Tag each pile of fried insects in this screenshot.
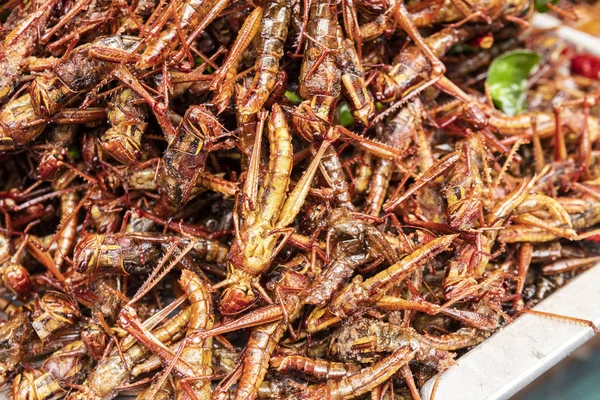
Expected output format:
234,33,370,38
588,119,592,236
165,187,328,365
1,0,600,398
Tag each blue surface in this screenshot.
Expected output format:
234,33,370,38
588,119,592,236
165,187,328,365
516,343,600,400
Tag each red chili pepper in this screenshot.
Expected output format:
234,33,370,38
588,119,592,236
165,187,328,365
584,234,600,243
571,53,600,79
468,32,494,49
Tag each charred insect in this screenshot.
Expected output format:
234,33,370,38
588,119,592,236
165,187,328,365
154,105,229,216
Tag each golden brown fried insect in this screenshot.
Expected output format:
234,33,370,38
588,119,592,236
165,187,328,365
371,26,474,104
101,88,149,165
327,234,457,320
220,105,329,315
240,0,291,116
174,270,214,399
211,6,264,114
442,179,564,300
116,270,214,399
304,208,398,305
287,347,416,400
330,318,483,369
0,36,138,150
299,0,341,99
442,135,487,231
30,35,143,118
12,369,66,400
69,302,191,399
364,98,424,216
139,0,231,68
0,94,48,151
0,311,36,384
52,186,80,272
234,270,309,400
0,238,34,300
73,232,228,275
31,291,80,340
319,145,356,211
338,38,375,126
73,232,164,275
0,0,57,104
270,355,361,380
13,340,89,400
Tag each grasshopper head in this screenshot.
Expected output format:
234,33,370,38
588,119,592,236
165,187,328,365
446,197,482,231
29,74,70,118
219,279,256,315
72,234,102,273
36,149,64,181
219,263,256,315
2,263,32,300
31,291,81,340
101,127,142,165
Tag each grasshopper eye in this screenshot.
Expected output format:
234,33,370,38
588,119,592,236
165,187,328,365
453,185,465,201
